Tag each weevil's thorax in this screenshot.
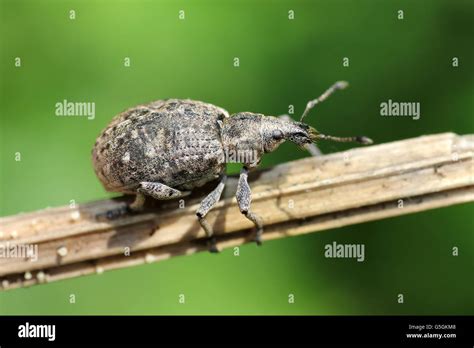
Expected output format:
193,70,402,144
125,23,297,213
220,113,314,168
221,112,265,168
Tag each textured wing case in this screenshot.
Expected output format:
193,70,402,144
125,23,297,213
92,99,229,193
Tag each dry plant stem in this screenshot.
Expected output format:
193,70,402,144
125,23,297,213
0,133,473,290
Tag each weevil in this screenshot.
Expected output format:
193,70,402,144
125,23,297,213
92,81,372,252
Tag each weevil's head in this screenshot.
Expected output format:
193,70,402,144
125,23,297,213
222,112,372,167
260,116,318,153
261,114,373,152
222,113,324,156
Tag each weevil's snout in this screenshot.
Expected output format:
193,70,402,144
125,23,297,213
261,117,313,153
261,116,373,154
283,120,374,148
286,122,316,147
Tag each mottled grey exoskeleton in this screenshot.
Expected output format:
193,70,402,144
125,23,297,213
92,81,372,252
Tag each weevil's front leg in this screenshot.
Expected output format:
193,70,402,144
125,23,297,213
302,142,322,157
236,167,263,245
196,175,227,253
278,114,322,156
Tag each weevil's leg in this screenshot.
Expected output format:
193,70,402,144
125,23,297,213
302,143,322,156
236,167,263,245
96,203,130,221
279,114,322,156
196,175,227,253
137,181,191,200
129,192,146,212
95,188,143,220
95,182,190,221
300,81,348,122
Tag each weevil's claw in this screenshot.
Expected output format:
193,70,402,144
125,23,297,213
254,230,263,246
208,237,220,253
95,203,130,221
107,205,128,219
209,245,220,253
126,204,143,215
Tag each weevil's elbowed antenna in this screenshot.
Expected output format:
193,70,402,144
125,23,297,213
300,81,349,123
300,81,373,145
310,131,373,145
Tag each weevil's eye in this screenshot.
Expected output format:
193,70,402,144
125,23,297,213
295,132,307,138
272,130,284,141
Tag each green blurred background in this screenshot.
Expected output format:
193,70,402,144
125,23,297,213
0,0,473,315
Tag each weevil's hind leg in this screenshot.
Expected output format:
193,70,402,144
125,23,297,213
137,181,191,200
96,203,130,221
196,175,227,253
129,192,146,212
236,167,263,245
300,81,348,122
95,182,190,221
101,192,145,220
279,114,322,156
94,193,144,221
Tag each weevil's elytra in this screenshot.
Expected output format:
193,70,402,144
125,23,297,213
92,82,373,251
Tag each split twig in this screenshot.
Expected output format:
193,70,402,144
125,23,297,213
0,132,472,290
